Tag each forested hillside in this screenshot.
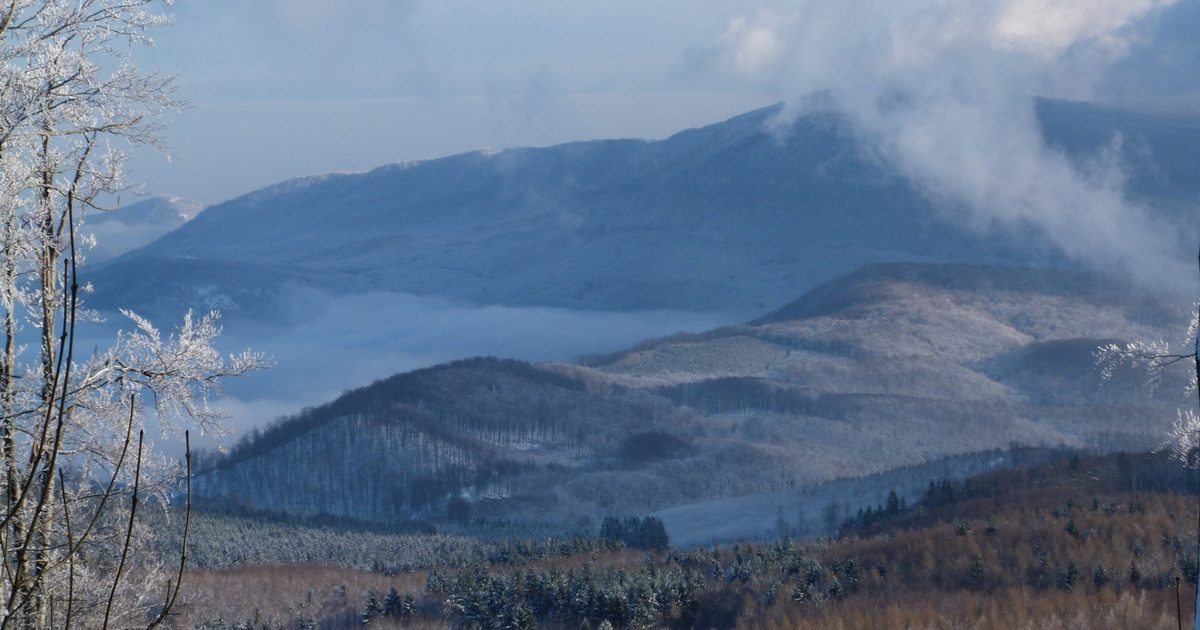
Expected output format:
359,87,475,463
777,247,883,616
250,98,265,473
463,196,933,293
195,357,693,523
193,262,1190,538
179,450,1200,629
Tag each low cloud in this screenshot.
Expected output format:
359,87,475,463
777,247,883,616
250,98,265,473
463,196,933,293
706,0,1192,290
180,291,727,442
73,290,728,450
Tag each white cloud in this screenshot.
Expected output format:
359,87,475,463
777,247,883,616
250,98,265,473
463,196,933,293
709,0,1191,290
990,0,1171,57
719,15,786,77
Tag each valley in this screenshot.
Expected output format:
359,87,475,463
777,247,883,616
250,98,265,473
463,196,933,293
191,262,1193,546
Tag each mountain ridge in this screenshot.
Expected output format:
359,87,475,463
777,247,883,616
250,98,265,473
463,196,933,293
87,99,1200,321
84,195,204,262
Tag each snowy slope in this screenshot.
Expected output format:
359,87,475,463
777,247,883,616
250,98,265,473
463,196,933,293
84,195,204,263
88,100,1200,321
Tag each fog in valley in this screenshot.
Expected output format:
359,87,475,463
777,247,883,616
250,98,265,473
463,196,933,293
72,292,732,445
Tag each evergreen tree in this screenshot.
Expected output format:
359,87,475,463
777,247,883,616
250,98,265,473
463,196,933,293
638,517,670,551
968,555,985,587
1092,565,1111,588
1059,562,1078,591
629,586,660,630
511,599,537,629
791,580,814,603
827,577,846,600
380,587,402,618
360,590,382,625
600,517,625,542
886,489,902,514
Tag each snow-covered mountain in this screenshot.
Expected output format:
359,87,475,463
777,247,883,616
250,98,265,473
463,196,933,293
88,100,1200,321
84,195,204,263
193,263,1188,534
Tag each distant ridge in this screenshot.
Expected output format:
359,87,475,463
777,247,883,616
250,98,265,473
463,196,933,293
753,262,1173,324
88,99,1200,321
85,195,204,262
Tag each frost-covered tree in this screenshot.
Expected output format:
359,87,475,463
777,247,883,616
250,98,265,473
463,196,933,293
1095,254,1200,629
0,2,264,628
359,590,380,625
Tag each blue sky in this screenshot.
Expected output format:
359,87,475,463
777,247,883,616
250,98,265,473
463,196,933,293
127,0,1199,205
128,1,774,203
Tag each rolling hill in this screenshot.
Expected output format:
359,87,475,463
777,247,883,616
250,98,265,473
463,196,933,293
192,262,1191,540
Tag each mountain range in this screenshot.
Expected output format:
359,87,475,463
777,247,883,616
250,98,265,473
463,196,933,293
88,99,1200,322
82,99,1198,544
